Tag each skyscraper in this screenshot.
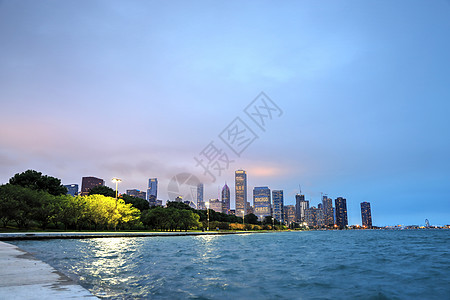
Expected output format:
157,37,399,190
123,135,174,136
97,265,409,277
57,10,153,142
197,183,205,210
305,206,319,228
209,198,222,213
235,170,247,217
272,190,284,223
64,184,78,197
221,183,230,214
147,178,157,198
360,202,372,228
253,187,271,221
322,196,334,227
283,205,296,225
147,178,158,205
295,194,308,223
81,176,104,196
335,197,348,229
317,203,324,227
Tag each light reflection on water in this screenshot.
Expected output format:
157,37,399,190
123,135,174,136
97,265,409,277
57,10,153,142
10,231,450,300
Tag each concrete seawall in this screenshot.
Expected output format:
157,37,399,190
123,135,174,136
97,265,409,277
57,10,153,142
0,241,97,299
0,230,257,241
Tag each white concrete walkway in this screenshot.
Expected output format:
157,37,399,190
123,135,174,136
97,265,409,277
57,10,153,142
0,241,97,299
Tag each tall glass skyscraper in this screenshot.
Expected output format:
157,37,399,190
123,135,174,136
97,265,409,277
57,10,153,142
235,170,247,217
335,197,348,229
197,183,205,210
147,178,158,203
360,201,372,228
253,186,271,221
221,183,230,214
295,194,308,223
272,190,284,223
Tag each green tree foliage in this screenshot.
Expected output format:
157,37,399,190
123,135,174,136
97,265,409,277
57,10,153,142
8,169,67,196
88,185,116,197
141,206,200,231
121,194,150,211
244,213,259,224
262,216,275,225
166,201,191,210
0,184,140,230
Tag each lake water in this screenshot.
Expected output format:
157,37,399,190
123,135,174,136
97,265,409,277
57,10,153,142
10,230,450,299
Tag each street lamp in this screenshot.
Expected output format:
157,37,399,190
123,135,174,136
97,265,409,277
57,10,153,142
272,217,275,230
112,178,121,200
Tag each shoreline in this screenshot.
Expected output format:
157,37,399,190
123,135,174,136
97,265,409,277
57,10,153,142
0,241,97,299
0,230,261,241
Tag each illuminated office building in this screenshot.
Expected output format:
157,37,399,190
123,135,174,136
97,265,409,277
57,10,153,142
272,190,284,223
253,187,271,221
235,170,247,217
361,201,372,228
335,197,348,229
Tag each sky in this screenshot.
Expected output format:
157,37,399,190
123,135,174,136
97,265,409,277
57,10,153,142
1,0,449,226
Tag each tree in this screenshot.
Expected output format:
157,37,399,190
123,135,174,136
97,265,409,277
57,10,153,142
9,169,67,196
179,209,201,231
244,213,259,225
263,215,275,225
121,194,150,211
166,201,191,210
0,184,23,227
88,185,115,197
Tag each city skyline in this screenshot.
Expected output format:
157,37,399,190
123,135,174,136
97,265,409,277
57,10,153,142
1,1,449,226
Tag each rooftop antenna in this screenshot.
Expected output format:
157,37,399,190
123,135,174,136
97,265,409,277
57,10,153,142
299,184,302,194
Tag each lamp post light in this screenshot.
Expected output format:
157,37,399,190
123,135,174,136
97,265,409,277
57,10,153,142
272,217,275,230
112,178,121,199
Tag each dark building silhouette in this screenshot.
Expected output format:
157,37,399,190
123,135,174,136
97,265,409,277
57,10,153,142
360,202,372,228
335,197,348,229
81,177,104,196
221,183,230,214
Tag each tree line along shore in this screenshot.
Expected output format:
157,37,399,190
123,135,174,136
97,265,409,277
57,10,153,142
0,170,286,232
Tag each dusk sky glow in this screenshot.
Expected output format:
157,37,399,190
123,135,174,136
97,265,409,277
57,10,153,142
1,1,449,226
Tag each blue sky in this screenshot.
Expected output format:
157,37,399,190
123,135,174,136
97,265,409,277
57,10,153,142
1,0,449,226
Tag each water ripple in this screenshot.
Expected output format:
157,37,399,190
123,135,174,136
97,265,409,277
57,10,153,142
11,230,450,299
